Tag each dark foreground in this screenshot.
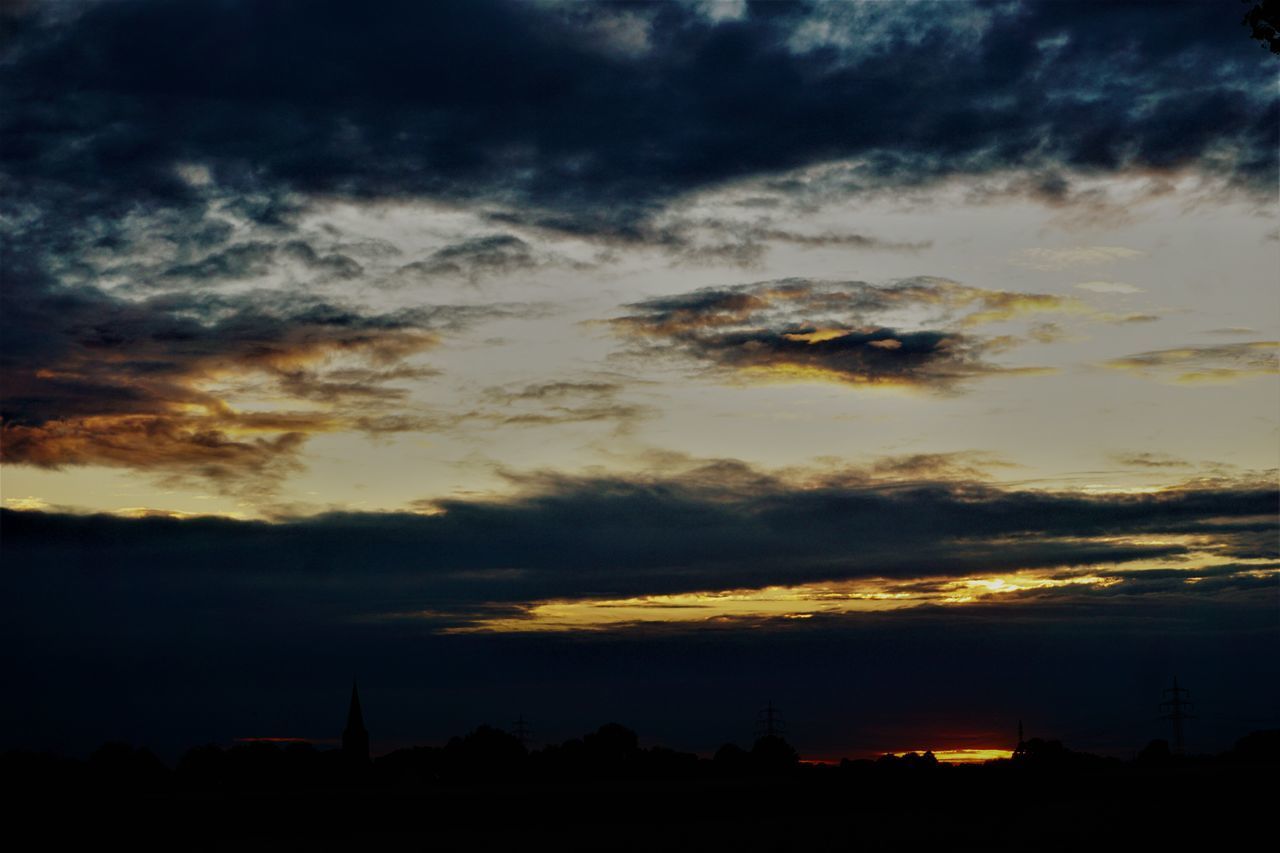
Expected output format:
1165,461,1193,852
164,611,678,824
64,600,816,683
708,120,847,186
8,762,1275,852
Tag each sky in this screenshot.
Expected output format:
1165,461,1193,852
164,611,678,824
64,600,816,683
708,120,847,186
1,0,1278,762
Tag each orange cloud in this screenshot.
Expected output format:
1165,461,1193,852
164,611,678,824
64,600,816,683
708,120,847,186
0,286,490,494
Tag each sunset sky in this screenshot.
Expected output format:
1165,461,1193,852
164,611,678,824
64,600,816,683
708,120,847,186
2,0,1277,760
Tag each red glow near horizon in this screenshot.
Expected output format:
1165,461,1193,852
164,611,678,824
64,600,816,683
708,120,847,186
801,747,1014,764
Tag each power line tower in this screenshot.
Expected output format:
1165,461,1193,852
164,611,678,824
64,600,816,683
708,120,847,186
1012,719,1028,761
511,713,532,749
756,700,786,739
1160,676,1195,754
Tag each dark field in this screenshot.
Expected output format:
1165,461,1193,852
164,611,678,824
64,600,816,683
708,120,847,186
9,758,1274,851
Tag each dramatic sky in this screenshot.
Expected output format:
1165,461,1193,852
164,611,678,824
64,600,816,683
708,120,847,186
2,0,1278,761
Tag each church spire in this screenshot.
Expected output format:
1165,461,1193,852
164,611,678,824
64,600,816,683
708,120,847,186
342,679,369,762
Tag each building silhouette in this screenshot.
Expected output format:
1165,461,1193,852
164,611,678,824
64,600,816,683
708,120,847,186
342,680,369,763
1013,719,1028,762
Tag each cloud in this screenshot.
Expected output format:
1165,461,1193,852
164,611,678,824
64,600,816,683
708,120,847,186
0,261,524,494
162,239,363,286
390,234,581,284
1100,313,1160,325
470,379,654,431
1075,281,1144,294
864,451,1016,482
1103,342,1280,384
609,278,1078,390
2,461,1275,628
1009,247,1145,272
1110,452,1190,469
663,224,933,268
3,455,1275,756
487,381,628,403
1203,327,1257,336
749,229,930,253
4,517,1275,760
2,0,1273,246
1027,322,1067,344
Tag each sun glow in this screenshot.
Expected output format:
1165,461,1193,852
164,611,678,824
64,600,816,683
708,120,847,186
938,573,1120,603
422,547,1280,634
439,569,1136,633
782,328,853,344
898,748,1014,763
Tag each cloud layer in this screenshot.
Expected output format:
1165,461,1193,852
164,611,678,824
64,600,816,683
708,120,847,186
3,0,1274,495
611,278,1077,389
0,259,522,493
5,461,1274,627
4,0,1274,236
1104,342,1280,384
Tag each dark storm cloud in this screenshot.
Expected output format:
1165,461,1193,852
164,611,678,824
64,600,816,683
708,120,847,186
3,466,1274,620
688,326,996,388
3,462,1276,758
1,0,1273,237
1096,562,1280,589
610,278,1074,389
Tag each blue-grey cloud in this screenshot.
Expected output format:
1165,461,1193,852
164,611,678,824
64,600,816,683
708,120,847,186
4,466,1274,616
2,0,1273,240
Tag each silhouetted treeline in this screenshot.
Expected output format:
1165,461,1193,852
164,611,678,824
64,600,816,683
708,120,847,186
4,729,1278,851
4,727,1278,794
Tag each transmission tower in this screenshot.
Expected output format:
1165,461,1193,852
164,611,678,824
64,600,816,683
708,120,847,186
756,700,786,739
511,713,532,748
1159,676,1195,754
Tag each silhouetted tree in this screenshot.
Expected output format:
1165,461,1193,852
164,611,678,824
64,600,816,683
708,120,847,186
584,723,639,759
838,757,875,776
374,745,444,786
444,725,527,779
1,749,86,792
223,742,287,789
713,742,751,776
1136,739,1172,767
640,745,701,780
1224,729,1280,765
750,734,799,774
1013,738,1117,772
176,744,226,790
1244,0,1280,54
89,742,169,790
875,751,938,771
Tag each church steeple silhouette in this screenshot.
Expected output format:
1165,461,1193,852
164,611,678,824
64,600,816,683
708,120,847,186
342,679,369,762
1012,719,1028,762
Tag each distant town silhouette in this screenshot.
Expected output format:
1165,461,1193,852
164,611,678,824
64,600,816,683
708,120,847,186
4,678,1277,849
8,678,1279,784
